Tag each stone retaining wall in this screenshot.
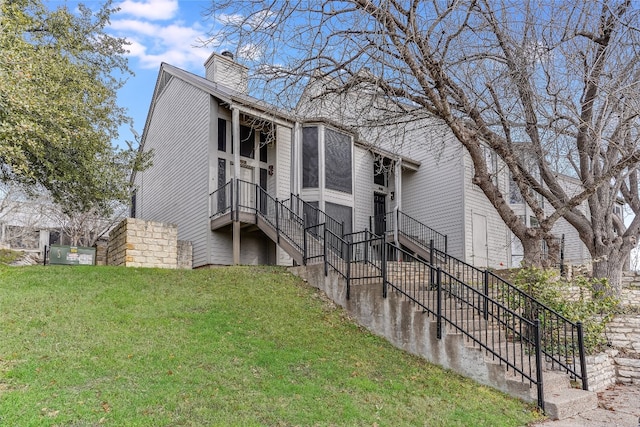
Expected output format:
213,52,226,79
107,218,181,269
93,239,108,266
586,315,640,390
585,349,619,391
621,272,640,307
177,240,193,270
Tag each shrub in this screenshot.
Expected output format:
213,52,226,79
512,267,618,354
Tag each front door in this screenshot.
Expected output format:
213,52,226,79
238,164,255,210
373,193,386,236
472,212,488,267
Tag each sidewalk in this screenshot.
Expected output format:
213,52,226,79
537,384,640,427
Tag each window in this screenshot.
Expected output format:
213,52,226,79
374,157,392,186
529,216,539,228
240,125,255,158
509,174,523,204
218,119,226,152
260,132,268,163
302,127,319,188
217,159,226,211
483,146,498,186
325,128,352,193
613,204,623,218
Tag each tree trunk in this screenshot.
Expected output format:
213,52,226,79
591,253,625,297
520,234,544,268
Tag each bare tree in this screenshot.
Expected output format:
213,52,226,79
46,202,128,247
205,0,640,293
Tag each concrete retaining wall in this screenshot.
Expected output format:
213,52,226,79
291,265,537,403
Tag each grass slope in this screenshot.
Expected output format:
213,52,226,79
0,265,541,426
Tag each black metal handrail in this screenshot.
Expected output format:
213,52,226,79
303,223,326,265
209,179,585,410
209,180,233,218
289,193,344,239
430,245,587,390
395,210,448,253
384,243,544,409
255,185,305,253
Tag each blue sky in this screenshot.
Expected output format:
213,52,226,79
50,0,220,148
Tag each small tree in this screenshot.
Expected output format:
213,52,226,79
0,0,143,213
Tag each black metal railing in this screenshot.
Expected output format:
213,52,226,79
256,186,305,253
430,245,587,390
289,193,344,239
396,210,448,254
303,223,326,265
323,228,385,299
209,180,233,218
384,243,544,409
486,271,587,388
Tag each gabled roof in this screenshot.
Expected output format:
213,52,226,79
131,62,421,184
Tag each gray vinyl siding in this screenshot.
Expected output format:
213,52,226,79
399,127,466,260
547,176,591,265
462,153,511,268
135,76,211,267
275,124,294,265
552,218,590,265
275,125,292,200
354,146,374,232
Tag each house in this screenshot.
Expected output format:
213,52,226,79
133,51,589,269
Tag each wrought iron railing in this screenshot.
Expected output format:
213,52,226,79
289,193,344,239
430,245,587,390
256,185,305,253
384,242,544,408
303,223,326,265
209,180,233,218
324,228,384,299
395,210,448,253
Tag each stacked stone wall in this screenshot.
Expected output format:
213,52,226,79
621,271,640,307
585,349,619,391
107,218,180,269
93,239,108,266
586,315,640,390
177,240,193,269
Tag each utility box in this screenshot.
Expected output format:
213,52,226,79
47,245,96,266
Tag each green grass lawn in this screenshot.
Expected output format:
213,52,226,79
0,265,542,426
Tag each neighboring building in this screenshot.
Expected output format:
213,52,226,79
133,52,590,269
0,197,58,253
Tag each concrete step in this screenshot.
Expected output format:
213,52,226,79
544,387,598,420
543,371,576,394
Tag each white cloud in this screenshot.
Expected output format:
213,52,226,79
115,0,179,21
110,17,212,70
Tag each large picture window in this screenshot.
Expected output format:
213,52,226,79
302,126,319,188
325,128,352,193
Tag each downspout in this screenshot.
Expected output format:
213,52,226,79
394,158,402,245
292,122,301,196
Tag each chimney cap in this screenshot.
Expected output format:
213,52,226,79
221,51,234,60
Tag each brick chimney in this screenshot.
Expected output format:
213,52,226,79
204,51,249,94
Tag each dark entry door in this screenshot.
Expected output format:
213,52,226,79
373,193,386,236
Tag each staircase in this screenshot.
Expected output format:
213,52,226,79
209,180,598,419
